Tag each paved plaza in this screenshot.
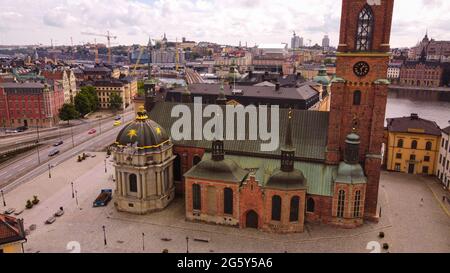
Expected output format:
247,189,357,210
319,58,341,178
2,152,449,253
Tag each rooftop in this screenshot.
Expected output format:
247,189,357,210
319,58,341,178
387,114,442,136
0,214,26,246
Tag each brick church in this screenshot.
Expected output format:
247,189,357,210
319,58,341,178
113,0,395,233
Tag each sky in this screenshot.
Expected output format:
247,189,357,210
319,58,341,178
0,0,449,48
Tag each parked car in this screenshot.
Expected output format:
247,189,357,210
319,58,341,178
88,129,97,135
114,116,122,121
5,129,18,134
93,189,113,207
53,140,64,147
16,126,28,132
113,121,122,127
48,149,60,157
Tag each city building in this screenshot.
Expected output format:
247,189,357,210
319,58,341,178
89,78,137,110
112,106,176,214
42,69,78,103
0,214,26,253
386,114,441,175
387,63,401,81
437,126,450,191
322,35,330,50
410,33,450,62
0,82,65,128
291,33,303,49
399,50,444,87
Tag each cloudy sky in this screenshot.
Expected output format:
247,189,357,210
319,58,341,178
0,0,449,48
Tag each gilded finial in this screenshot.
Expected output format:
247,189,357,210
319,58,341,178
136,105,149,121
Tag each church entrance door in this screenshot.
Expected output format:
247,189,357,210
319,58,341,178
245,210,259,229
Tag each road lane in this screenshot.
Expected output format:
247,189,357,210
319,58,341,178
0,112,135,190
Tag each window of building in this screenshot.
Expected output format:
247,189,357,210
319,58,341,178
395,163,401,172
397,139,404,148
424,156,430,162
353,90,362,105
306,197,315,213
356,5,374,51
289,196,300,222
224,188,233,215
271,195,282,221
192,184,201,211
411,140,418,150
353,190,362,218
425,141,432,151
410,154,416,161
396,153,402,159
129,174,137,193
423,166,429,174
337,190,345,218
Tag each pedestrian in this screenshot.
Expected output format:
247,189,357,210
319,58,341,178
420,198,424,206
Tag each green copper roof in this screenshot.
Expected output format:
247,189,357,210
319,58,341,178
184,158,249,183
335,162,367,185
149,102,329,161
313,65,331,85
201,153,336,196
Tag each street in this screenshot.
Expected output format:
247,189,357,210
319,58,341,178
0,110,135,190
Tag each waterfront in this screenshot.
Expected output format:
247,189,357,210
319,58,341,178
386,94,450,128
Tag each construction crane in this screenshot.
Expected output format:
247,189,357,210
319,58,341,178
81,31,117,64
132,46,145,76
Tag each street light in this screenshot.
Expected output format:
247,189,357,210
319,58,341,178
48,164,52,179
1,190,6,207
186,236,189,253
142,233,145,252
71,182,75,199
103,226,107,246
70,125,75,148
75,190,79,206
104,159,107,173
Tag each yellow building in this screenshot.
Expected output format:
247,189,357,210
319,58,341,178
386,114,441,175
0,215,26,253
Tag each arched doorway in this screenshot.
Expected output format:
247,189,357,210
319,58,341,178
173,154,182,182
245,210,259,229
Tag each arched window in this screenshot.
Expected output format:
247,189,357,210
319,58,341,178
289,196,300,222
411,140,418,150
271,195,282,221
337,190,345,218
353,190,362,218
192,184,201,211
193,155,202,166
356,5,374,51
425,141,432,151
129,174,138,193
307,197,315,213
397,139,404,148
224,188,233,215
353,90,362,105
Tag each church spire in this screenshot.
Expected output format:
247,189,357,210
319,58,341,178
280,110,295,172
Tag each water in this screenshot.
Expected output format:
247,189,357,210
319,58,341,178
386,93,450,128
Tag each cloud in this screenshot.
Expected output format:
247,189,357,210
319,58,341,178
0,0,449,47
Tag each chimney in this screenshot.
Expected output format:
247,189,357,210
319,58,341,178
275,82,280,92
410,113,419,120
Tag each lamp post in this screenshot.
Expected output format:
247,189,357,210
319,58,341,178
104,159,107,173
186,236,189,253
75,190,78,206
48,164,52,179
71,182,74,199
1,190,6,207
102,225,107,246
70,125,75,148
142,233,145,252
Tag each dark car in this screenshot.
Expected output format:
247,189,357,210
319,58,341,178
48,149,60,157
53,140,64,147
16,126,28,132
114,116,122,121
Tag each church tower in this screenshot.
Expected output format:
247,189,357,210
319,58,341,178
326,0,394,221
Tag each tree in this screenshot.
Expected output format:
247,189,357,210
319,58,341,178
79,86,99,111
137,81,145,97
109,93,123,113
74,94,91,116
58,103,80,125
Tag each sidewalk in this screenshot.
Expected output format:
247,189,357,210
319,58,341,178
426,179,450,218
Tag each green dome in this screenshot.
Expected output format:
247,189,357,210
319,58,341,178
345,133,360,145
115,107,170,152
335,162,367,184
313,65,330,85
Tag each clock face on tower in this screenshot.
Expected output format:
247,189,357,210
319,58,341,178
353,61,370,77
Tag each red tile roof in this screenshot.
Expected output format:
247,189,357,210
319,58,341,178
0,214,26,245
